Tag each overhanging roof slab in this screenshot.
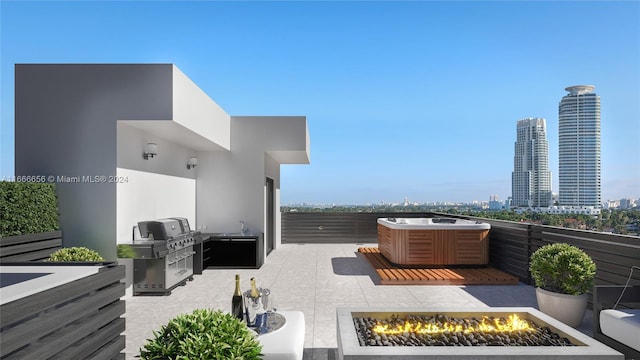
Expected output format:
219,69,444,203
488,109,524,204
172,66,231,151
119,120,229,152
232,116,310,164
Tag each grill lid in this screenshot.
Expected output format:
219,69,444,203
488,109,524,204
170,217,191,233
138,218,184,240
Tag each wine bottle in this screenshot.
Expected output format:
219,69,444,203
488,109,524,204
231,274,244,321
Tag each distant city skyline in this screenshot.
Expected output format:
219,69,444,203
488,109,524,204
1,1,639,204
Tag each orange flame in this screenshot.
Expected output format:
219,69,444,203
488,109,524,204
373,314,533,335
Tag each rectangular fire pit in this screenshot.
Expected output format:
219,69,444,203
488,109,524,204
337,307,623,359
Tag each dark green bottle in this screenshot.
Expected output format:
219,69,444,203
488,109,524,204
232,274,244,321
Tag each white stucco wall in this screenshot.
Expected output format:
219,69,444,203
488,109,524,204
116,168,196,244
265,154,282,248
196,148,264,234
116,122,198,243
117,122,199,179
196,116,309,254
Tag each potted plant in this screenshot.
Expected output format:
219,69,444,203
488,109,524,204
529,242,596,327
47,246,105,262
139,309,262,360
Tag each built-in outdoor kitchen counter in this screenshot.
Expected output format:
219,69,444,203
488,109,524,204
0,262,126,359
202,233,264,269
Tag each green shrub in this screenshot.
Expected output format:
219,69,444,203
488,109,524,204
529,243,596,295
139,309,262,360
117,244,136,258
48,247,104,262
0,181,59,237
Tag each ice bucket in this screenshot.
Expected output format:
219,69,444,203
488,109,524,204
244,288,270,327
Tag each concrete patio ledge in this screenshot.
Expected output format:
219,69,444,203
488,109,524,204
336,307,624,360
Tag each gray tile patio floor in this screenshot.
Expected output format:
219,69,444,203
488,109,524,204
123,243,593,360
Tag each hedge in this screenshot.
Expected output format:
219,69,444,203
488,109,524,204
0,181,60,237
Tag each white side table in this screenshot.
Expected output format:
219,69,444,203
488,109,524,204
258,310,305,360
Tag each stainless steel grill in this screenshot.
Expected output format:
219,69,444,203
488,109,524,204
131,217,197,295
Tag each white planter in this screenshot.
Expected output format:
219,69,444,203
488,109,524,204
535,287,588,328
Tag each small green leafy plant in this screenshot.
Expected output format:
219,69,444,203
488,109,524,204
117,244,136,258
48,247,104,262
529,243,596,295
139,309,262,360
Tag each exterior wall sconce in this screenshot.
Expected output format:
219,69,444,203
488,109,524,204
187,157,198,169
143,143,158,160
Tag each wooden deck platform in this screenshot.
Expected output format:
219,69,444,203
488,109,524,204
358,247,519,285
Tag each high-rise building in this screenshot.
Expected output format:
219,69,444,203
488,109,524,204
488,195,503,210
512,118,552,207
558,85,601,207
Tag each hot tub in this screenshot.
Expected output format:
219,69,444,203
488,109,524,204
377,218,490,266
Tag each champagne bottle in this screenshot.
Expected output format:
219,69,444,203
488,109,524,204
249,277,266,328
250,277,260,298
231,274,244,320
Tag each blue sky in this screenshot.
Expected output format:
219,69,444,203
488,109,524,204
1,1,639,205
